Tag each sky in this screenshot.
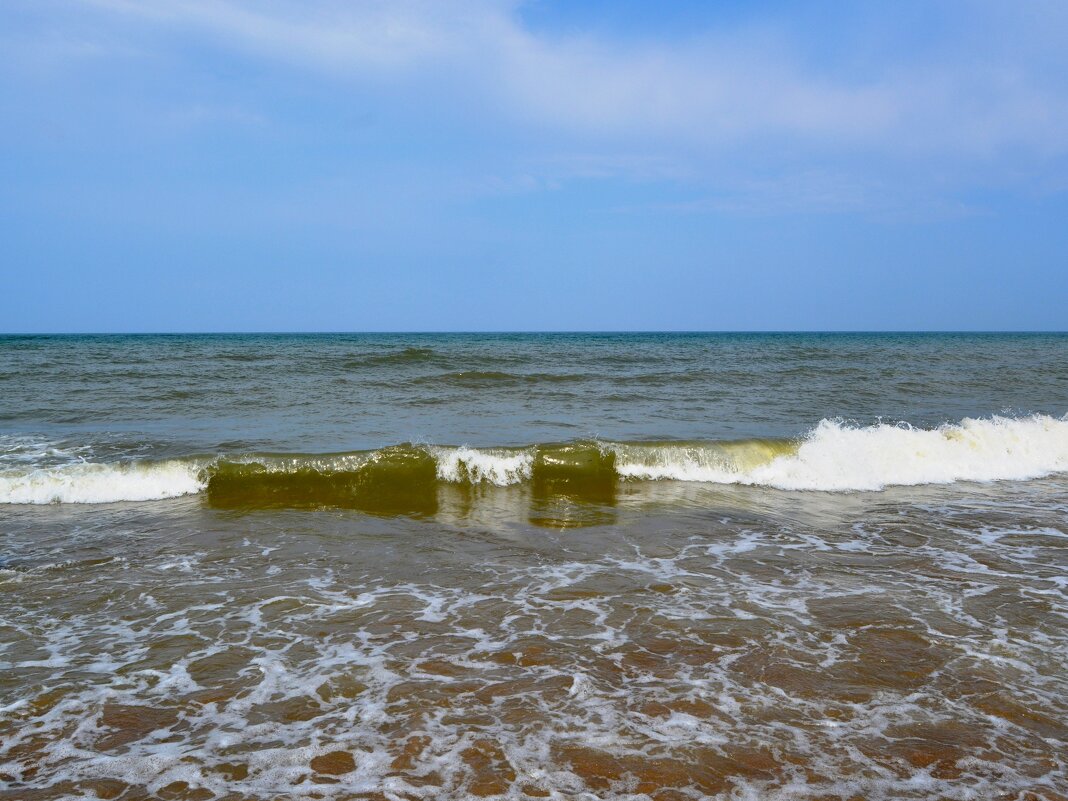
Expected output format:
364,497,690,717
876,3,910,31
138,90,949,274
2,0,1067,332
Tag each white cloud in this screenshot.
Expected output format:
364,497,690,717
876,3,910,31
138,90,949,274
81,0,474,69
490,30,898,145
57,0,1068,160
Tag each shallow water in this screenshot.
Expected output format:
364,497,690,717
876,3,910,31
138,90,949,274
2,333,1067,799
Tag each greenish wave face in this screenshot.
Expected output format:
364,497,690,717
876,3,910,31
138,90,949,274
199,439,799,512
205,448,441,512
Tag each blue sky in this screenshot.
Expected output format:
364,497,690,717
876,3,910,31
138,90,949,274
2,0,1067,331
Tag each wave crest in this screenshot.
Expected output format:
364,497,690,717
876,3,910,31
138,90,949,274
746,415,1068,491
0,460,206,504
2,415,1066,505
432,446,534,486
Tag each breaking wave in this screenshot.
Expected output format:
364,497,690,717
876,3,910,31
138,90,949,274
2,415,1066,505
0,459,207,505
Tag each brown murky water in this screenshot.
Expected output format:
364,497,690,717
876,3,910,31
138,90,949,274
3,478,1067,800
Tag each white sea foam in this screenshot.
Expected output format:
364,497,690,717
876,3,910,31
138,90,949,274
616,414,1068,491
432,445,534,486
6,522,1064,799
0,460,206,504
0,434,92,468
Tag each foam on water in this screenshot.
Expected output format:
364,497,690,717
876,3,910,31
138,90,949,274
3,495,1067,799
614,414,1068,490
432,445,534,486
0,459,206,504
751,414,1068,490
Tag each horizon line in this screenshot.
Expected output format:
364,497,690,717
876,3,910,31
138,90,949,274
1,330,1067,337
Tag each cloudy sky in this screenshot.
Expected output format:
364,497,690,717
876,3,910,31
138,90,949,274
3,0,1067,330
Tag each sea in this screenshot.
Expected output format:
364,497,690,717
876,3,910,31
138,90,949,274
1,332,1067,800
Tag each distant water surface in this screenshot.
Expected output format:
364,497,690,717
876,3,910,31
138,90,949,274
1,332,1065,452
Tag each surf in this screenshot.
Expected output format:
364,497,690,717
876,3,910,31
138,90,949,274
1,414,1066,506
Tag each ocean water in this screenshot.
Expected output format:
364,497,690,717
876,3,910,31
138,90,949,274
2,332,1067,800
